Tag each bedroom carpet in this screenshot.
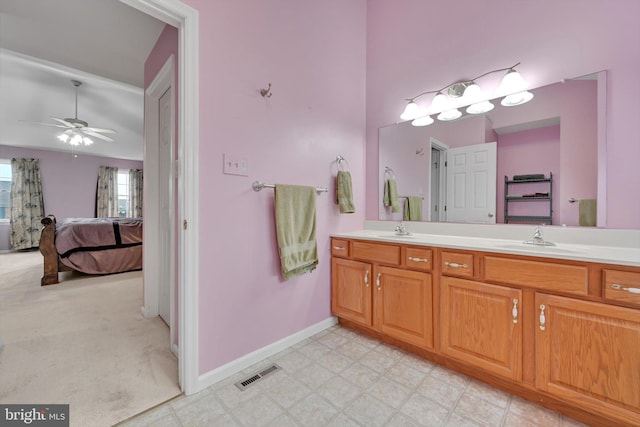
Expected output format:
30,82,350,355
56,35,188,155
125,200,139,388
0,250,181,427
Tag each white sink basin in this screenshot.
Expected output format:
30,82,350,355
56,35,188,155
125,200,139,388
375,233,416,239
495,243,580,254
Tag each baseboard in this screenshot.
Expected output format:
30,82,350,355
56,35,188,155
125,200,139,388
196,316,338,392
171,343,179,358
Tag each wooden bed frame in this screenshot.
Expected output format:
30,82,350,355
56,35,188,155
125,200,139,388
39,215,73,286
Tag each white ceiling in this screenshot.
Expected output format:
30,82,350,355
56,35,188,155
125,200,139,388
0,0,167,161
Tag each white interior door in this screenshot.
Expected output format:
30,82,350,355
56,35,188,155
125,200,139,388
445,142,497,223
158,86,173,326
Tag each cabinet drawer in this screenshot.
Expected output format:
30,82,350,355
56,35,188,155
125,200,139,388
352,241,400,265
405,247,432,271
484,256,588,295
604,269,640,307
441,252,474,277
331,238,350,257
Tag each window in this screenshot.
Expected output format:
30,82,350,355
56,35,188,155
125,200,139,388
117,169,130,217
0,160,10,222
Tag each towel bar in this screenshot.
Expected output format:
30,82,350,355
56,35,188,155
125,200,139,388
252,181,328,195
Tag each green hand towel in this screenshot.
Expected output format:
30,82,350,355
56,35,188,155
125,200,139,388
274,184,318,280
579,199,597,226
336,171,355,214
383,179,400,213
403,196,423,221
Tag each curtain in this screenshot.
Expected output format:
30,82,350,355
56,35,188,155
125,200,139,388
96,166,118,217
9,158,44,250
129,168,143,217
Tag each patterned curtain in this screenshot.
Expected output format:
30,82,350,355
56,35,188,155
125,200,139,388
9,158,45,250
96,166,118,217
129,168,143,217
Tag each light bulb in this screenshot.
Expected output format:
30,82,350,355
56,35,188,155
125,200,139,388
430,92,450,113
58,134,69,142
83,137,94,146
467,100,495,114
70,134,83,146
411,115,434,127
501,91,534,106
462,82,483,104
437,109,462,121
500,69,527,94
400,101,421,121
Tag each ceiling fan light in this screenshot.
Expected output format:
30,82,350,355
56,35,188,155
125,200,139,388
437,108,462,121
70,134,83,146
501,91,534,106
57,134,69,142
466,100,495,114
83,137,94,146
400,101,421,121
411,115,434,127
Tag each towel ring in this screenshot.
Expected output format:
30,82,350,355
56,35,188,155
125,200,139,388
336,155,349,171
384,166,396,180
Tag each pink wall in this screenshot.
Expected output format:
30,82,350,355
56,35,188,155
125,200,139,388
181,0,367,373
366,0,640,230
0,145,142,250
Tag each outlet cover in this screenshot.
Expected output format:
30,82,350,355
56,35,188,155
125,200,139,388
223,153,248,176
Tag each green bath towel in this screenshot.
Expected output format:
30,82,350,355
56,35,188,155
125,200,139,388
403,196,423,221
383,179,400,213
274,184,318,280
336,171,355,214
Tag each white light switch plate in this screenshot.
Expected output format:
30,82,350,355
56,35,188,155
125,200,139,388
223,153,248,176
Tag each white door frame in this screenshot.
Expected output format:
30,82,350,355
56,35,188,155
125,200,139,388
121,0,199,395
144,55,175,352
430,137,448,222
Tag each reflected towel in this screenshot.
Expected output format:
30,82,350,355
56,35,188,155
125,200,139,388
579,199,597,227
336,171,355,214
274,184,318,280
383,179,400,213
403,196,423,221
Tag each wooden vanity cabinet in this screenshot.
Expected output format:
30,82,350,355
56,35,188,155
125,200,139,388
440,276,522,380
331,257,372,328
374,265,433,349
331,238,434,349
535,293,640,425
330,237,640,426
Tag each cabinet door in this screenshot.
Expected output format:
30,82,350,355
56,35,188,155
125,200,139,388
374,266,433,349
535,294,640,425
441,277,522,380
331,258,372,327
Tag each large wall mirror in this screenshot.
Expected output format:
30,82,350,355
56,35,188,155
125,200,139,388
379,72,603,227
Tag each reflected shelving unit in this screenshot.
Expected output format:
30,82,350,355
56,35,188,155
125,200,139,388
504,173,553,224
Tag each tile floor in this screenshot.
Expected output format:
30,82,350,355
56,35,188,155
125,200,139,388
120,324,588,427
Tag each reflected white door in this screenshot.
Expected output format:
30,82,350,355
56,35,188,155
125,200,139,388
158,86,173,326
445,142,497,223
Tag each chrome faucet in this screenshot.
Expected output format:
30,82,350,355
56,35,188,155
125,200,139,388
395,222,410,236
524,225,555,246
532,226,544,244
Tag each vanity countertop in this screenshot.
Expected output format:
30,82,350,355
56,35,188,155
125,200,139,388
331,229,640,267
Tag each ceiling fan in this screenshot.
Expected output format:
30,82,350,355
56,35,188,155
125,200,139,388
26,79,117,145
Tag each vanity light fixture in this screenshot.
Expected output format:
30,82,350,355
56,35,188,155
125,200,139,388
402,62,533,127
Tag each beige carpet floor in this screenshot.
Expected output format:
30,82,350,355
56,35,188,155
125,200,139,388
0,250,181,427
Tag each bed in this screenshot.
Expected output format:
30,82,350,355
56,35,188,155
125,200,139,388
39,215,143,286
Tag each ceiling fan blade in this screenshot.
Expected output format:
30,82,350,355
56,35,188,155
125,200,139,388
85,127,117,134
50,117,74,127
83,130,114,142
19,120,69,129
